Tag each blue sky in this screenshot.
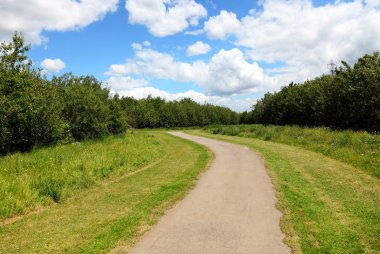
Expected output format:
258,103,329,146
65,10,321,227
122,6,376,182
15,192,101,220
1,0,379,111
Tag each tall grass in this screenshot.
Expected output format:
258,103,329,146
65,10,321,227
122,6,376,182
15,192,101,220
0,132,211,253
0,131,164,221
205,125,380,178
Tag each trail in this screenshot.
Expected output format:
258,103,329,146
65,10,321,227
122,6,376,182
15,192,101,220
129,132,290,254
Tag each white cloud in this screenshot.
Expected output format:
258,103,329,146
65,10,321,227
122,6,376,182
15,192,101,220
106,76,148,91
143,41,151,47
185,29,204,36
41,58,66,73
106,45,273,96
115,86,258,112
204,10,240,40
0,0,119,44
186,41,211,56
233,0,380,82
205,48,273,95
365,0,380,8
125,0,207,37
117,87,228,105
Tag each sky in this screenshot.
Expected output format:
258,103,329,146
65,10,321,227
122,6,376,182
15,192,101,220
0,0,379,111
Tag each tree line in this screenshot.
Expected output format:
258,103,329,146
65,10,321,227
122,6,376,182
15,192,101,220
0,33,239,155
2,33,378,155
241,52,380,132
118,96,239,129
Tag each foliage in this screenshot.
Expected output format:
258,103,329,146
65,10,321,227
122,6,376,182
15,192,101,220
244,52,380,131
1,33,238,155
204,124,380,178
119,96,239,129
0,33,66,154
53,73,120,141
0,33,127,154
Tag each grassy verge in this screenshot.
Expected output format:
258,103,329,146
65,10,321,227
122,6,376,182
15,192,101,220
204,124,379,178
0,131,211,253
187,130,380,254
0,131,164,221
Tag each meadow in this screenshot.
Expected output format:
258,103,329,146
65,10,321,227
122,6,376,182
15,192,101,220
1,125,379,253
205,124,379,178
0,131,165,221
0,131,211,253
189,128,380,254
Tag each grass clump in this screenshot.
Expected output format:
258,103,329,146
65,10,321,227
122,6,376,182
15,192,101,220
190,130,380,254
0,131,164,221
204,124,380,178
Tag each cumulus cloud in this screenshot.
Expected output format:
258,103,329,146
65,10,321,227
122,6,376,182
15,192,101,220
115,86,257,112
41,58,66,73
106,44,272,95
117,86,227,104
0,0,119,44
185,29,204,36
232,0,380,82
205,48,273,95
106,76,148,91
186,41,211,56
204,10,240,39
125,0,207,37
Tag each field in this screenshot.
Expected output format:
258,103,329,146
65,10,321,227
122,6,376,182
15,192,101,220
205,125,379,178
1,125,379,253
189,128,380,254
0,131,164,221
0,131,211,253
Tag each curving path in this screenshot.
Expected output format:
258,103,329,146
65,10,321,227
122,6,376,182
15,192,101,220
129,132,291,254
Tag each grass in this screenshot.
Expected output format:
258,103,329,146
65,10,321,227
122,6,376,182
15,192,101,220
0,131,211,253
204,124,380,178
187,130,380,254
0,131,164,221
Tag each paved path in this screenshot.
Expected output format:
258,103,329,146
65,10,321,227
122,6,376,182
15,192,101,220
129,132,291,254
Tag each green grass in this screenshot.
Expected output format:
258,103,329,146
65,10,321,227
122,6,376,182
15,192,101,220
188,130,380,254
0,131,211,253
204,124,380,178
0,131,164,221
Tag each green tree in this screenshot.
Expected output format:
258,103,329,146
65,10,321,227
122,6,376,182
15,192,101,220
0,33,65,154
54,74,111,140
250,52,380,131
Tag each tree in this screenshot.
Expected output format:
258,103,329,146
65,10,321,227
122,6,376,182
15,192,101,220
0,33,66,154
249,52,380,131
54,74,112,140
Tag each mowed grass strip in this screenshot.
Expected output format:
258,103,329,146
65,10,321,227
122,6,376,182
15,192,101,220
205,124,379,178
0,131,211,253
0,131,164,221
188,130,380,254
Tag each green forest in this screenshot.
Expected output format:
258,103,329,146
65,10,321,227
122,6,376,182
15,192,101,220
241,52,380,131
1,33,379,155
0,34,238,155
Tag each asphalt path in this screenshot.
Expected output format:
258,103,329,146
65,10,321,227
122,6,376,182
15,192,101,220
129,132,291,254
